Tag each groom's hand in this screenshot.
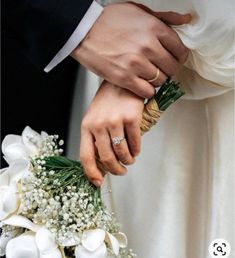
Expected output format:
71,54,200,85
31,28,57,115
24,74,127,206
71,3,190,99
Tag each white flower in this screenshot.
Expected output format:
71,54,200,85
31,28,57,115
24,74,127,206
6,231,40,258
74,229,127,258
0,227,23,256
3,215,62,258
0,160,29,220
2,126,47,164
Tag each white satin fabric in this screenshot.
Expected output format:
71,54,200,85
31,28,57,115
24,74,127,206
68,1,235,257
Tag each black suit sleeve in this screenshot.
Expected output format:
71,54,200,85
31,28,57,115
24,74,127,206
2,0,93,70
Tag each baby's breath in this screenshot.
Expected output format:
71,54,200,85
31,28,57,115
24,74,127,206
18,134,135,257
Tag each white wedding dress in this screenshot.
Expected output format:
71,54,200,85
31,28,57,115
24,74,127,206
68,0,235,257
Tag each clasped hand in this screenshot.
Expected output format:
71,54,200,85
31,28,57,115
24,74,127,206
75,3,191,186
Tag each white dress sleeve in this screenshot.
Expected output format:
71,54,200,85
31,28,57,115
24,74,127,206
173,0,235,99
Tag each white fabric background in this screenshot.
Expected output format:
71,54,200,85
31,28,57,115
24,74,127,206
68,0,235,257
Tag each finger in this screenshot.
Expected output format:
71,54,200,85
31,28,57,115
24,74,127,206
109,125,135,165
145,67,168,87
93,128,127,176
157,24,189,63
131,3,190,63
128,77,156,99
101,65,155,99
150,41,180,76
127,55,167,87
125,120,141,157
154,11,192,25
80,129,103,187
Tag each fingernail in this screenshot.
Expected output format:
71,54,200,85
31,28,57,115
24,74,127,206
93,179,102,187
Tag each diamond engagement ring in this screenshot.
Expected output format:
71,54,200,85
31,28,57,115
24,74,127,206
112,136,125,146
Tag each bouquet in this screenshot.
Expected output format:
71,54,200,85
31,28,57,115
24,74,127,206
0,79,184,258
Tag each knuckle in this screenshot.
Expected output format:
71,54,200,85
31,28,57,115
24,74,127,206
81,119,90,130
101,155,113,165
159,28,172,39
124,114,136,125
108,117,121,129
139,42,153,56
148,17,159,31
127,54,141,68
93,120,105,132
115,70,128,85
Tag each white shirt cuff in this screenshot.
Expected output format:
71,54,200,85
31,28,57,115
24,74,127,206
44,1,103,72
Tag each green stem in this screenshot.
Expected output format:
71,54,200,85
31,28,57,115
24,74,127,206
154,78,184,111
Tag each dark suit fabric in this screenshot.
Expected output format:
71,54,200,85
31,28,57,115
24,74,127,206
1,0,93,167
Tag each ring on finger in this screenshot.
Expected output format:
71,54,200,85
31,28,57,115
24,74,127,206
111,136,125,146
147,67,160,83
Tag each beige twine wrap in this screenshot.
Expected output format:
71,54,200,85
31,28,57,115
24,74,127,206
140,98,163,135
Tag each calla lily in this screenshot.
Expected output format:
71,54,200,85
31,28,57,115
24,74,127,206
7,159,31,184
75,229,127,258
1,135,28,164
2,126,46,164
0,227,23,256
3,215,62,258
21,126,45,157
0,184,20,220
0,160,30,220
0,171,19,220
75,243,107,258
35,228,63,258
6,231,40,258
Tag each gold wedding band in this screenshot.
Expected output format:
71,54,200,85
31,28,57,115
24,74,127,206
147,68,160,83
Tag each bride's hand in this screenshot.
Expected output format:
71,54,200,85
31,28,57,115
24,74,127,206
80,81,144,187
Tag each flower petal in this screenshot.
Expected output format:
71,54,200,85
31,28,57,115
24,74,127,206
4,143,28,163
0,168,10,186
6,231,40,258
0,228,22,256
8,159,30,185
113,232,128,248
40,249,63,258
22,126,42,156
41,131,48,141
35,227,57,253
3,215,41,232
1,185,20,214
82,229,105,252
59,236,79,247
0,187,9,220
75,243,107,258
105,232,119,256
2,135,22,156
